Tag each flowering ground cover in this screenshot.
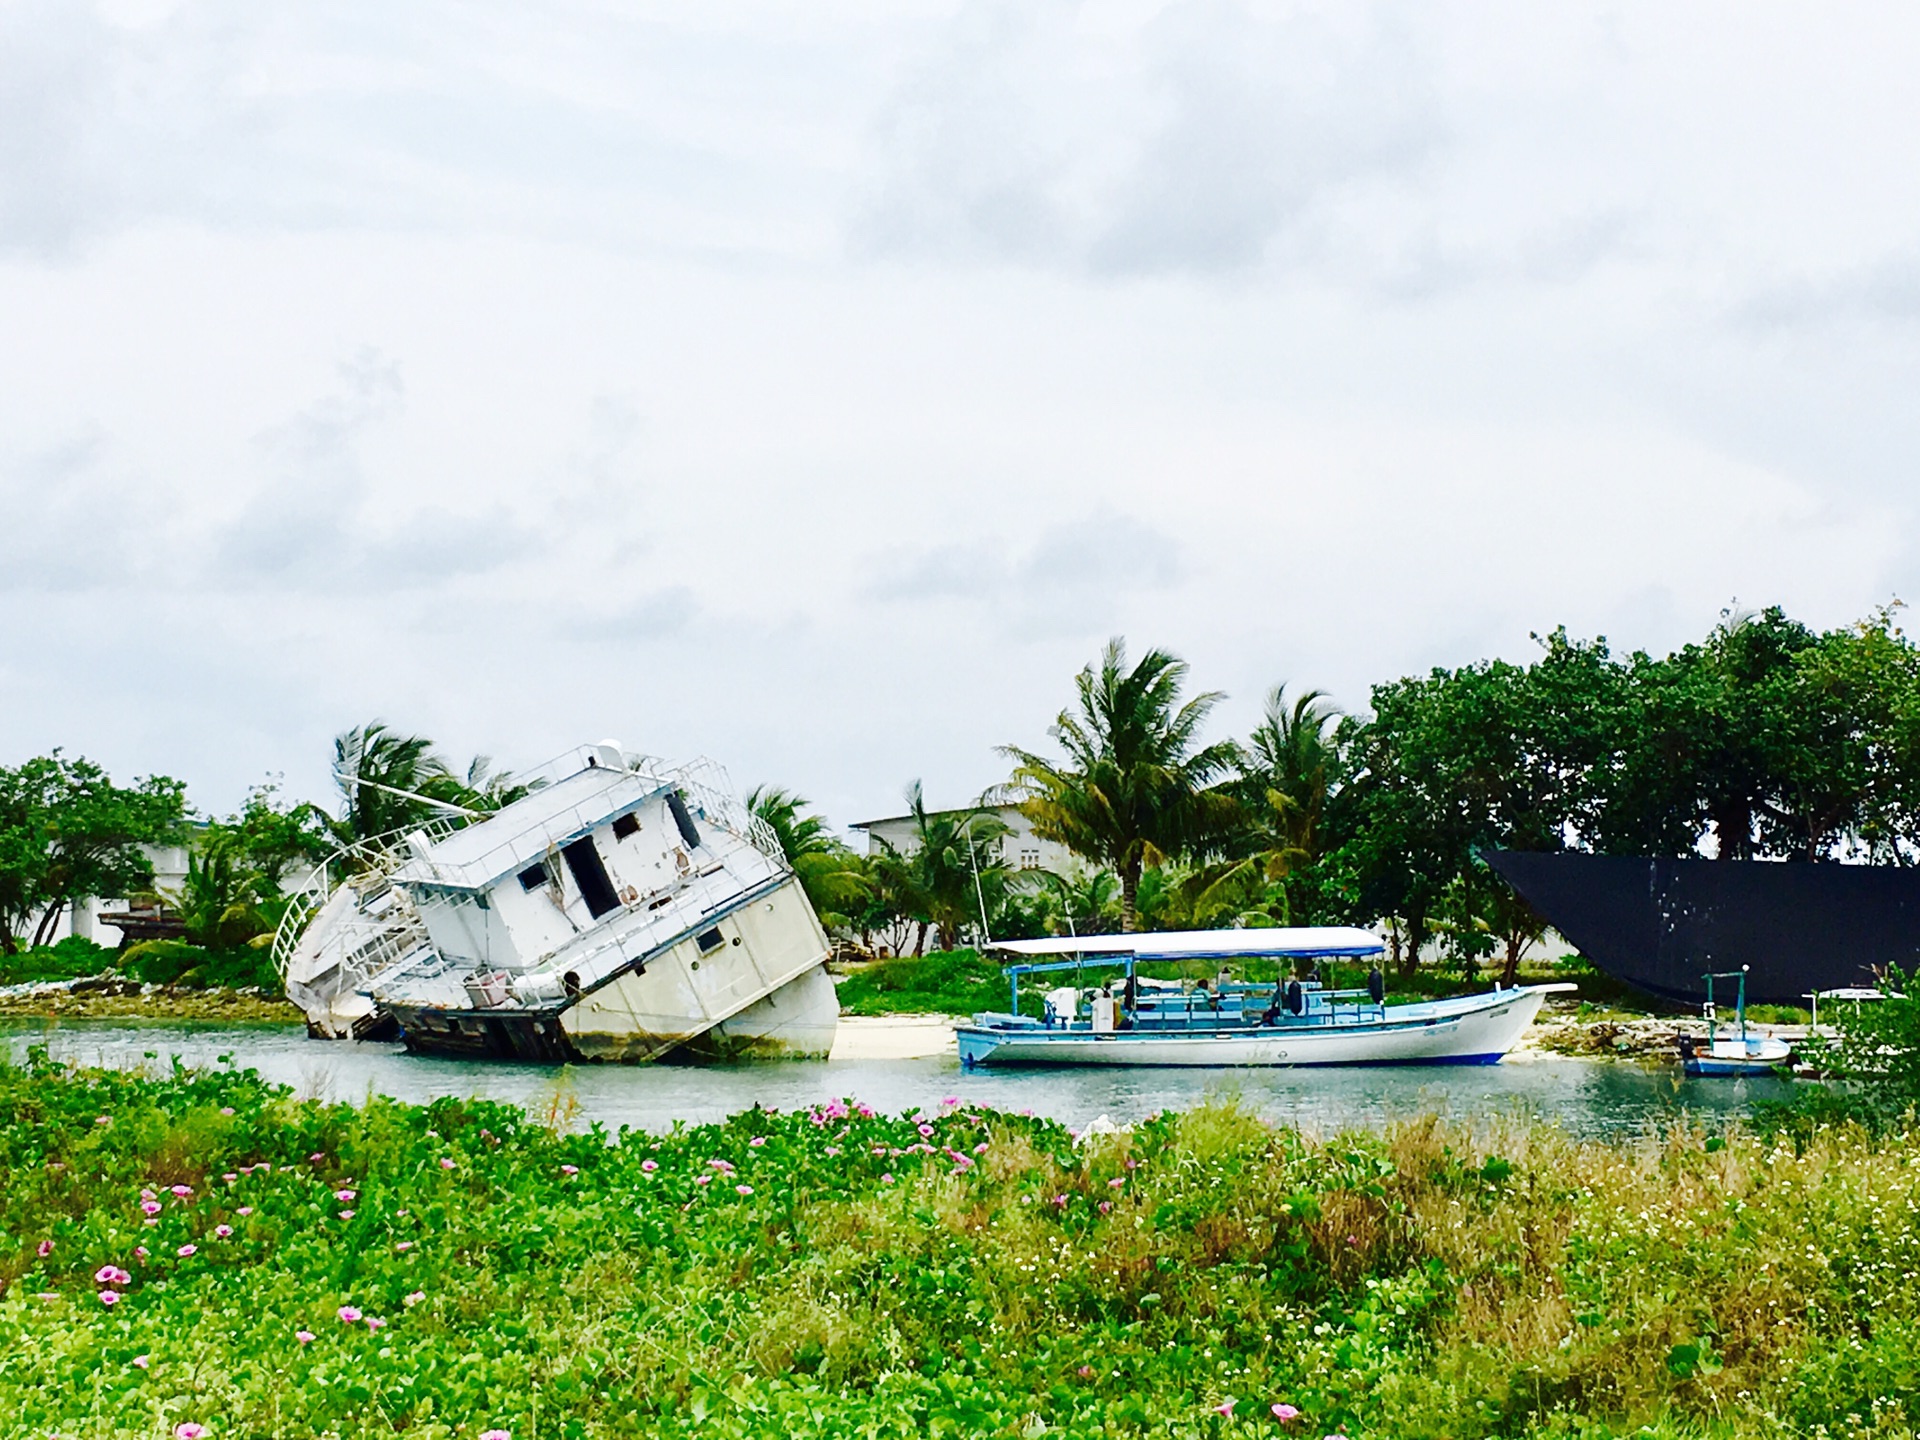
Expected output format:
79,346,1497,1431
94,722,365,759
6,1051,1920,1439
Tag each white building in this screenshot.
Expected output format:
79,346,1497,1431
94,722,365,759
38,842,193,947
849,802,1077,875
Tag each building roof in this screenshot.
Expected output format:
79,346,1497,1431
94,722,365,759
849,800,1024,830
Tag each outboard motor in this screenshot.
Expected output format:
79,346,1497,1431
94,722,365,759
1284,979,1305,1016
1367,967,1385,1005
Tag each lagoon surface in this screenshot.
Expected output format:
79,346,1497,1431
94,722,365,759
3,1017,1794,1139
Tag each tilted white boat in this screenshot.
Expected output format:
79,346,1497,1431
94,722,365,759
274,743,837,1063
954,928,1573,1069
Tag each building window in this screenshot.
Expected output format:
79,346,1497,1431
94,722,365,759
518,862,549,892
612,813,640,841
1019,848,1042,870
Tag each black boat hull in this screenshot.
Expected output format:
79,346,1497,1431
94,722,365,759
1487,852,1920,1006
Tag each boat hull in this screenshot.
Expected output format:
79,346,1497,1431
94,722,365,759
956,987,1556,1069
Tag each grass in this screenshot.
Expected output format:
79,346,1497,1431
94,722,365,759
10,1055,1920,1437
833,948,1008,1016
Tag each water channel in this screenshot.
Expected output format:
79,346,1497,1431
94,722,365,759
3,1017,1797,1140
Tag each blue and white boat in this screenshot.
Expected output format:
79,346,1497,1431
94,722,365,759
1679,966,1792,1077
954,928,1574,1069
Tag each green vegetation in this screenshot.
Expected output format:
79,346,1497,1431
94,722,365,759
12,1056,1920,1437
832,947,1007,1016
0,752,186,954
0,935,120,986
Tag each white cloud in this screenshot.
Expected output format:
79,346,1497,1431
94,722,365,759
1,0,1919,833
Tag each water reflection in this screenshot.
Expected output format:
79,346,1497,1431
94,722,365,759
2,1018,1794,1140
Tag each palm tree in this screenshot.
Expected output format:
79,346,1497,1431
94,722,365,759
745,785,870,931
331,722,460,843
1188,683,1343,921
871,782,1009,953
1002,639,1241,932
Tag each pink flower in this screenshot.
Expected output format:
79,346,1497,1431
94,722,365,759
973,1142,989,1155
1271,1404,1300,1422
236,1207,252,1217
169,1185,191,1197
1052,1194,1069,1208
942,1096,960,1107
338,1210,355,1221
296,1330,315,1344
880,1172,895,1185
749,1137,766,1148
640,1160,658,1173
309,1153,325,1164
824,1146,841,1156
141,1188,156,1200
917,1124,934,1138
334,1189,356,1203
480,1430,512,1440
132,1354,149,1368
174,1425,207,1439
856,1103,875,1118
404,1291,425,1307
337,1306,362,1324
96,1115,111,1126
365,1316,386,1333
1108,1177,1125,1189
735,1184,753,1196
223,1173,237,1182
176,1245,197,1258
1076,1365,1094,1380
95,1266,131,1286
141,1201,162,1216
99,1290,120,1306
1098,1201,1113,1214
36,1240,52,1258
220,1106,235,1116
560,1165,578,1176
439,1158,455,1170
707,1159,733,1172
1213,1398,1236,1418
395,1241,413,1252
135,1247,149,1260
214,1225,233,1239
694,1175,712,1186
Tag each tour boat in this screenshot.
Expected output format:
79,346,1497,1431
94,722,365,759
1678,967,1791,1077
275,743,837,1063
954,929,1574,1069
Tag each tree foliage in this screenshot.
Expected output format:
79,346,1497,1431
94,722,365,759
1003,639,1240,931
0,753,186,954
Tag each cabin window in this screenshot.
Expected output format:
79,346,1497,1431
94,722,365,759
562,838,622,920
696,926,724,954
518,862,549,892
612,813,640,841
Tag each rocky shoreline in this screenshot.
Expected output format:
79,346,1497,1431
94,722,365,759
0,973,303,1023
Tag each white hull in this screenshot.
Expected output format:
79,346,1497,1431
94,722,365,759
957,987,1557,1068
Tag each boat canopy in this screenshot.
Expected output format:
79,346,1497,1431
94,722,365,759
989,927,1384,962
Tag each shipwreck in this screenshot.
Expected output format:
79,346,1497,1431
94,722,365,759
273,743,837,1062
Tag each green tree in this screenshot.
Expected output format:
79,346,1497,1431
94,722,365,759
869,783,1009,954
0,753,186,953
745,785,870,932
1003,639,1240,932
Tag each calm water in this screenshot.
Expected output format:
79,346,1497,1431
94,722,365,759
2,1018,1794,1140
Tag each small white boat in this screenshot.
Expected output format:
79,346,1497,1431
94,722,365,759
954,928,1574,1069
1680,966,1791,1077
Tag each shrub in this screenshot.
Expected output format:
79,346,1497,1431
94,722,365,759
0,935,118,985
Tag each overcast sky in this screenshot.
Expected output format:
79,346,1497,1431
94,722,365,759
4,0,1919,831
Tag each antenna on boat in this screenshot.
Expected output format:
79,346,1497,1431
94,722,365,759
331,769,484,819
